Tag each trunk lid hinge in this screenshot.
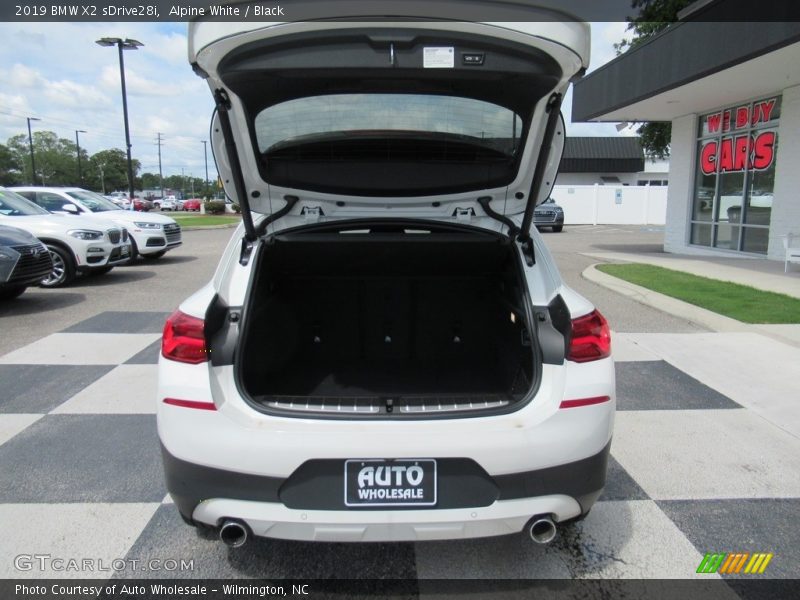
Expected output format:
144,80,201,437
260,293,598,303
301,206,324,221
239,238,254,266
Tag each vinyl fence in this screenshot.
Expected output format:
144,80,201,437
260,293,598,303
550,184,668,225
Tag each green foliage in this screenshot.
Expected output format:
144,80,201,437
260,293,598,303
230,203,241,213
85,148,140,194
204,200,226,215
0,144,22,186
6,131,89,185
614,0,695,158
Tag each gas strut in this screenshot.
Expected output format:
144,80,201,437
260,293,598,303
518,92,563,266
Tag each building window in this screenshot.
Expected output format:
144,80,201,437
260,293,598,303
690,96,780,254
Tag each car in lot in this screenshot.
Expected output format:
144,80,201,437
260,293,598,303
0,187,130,286
12,187,182,260
157,196,179,211
159,17,613,548
133,197,153,212
533,197,565,232
181,198,201,212
0,224,53,299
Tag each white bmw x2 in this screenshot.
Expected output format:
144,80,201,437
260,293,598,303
159,12,614,547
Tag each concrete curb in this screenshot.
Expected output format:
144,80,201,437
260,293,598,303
583,263,746,333
583,263,800,348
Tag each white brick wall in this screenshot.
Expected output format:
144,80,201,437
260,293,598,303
768,84,800,260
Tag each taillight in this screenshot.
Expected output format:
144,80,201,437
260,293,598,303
567,309,611,363
162,310,208,364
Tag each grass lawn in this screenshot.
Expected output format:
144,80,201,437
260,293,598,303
172,214,241,228
596,263,800,324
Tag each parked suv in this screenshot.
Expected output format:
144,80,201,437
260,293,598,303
0,224,53,299
159,17,613,547
0,187,130,286
13,187,182,260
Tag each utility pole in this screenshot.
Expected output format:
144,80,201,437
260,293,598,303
75,130,86,185
201,140,209,198
26,117,41,185
181,167,185,199
156,132,164,199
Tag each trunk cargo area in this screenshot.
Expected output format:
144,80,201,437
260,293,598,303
239,226,536,416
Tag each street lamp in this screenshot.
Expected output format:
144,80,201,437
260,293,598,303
26,117,41,185
96,36,143,210
75,129,86,185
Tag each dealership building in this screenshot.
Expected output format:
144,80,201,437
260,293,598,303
573,2,800,260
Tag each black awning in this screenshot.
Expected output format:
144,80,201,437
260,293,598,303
559,137,644,173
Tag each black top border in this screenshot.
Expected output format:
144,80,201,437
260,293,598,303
3,0,799,23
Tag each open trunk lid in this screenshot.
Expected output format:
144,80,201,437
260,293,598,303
189,8,588,239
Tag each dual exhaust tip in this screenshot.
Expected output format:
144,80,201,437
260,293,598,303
218,515,557,547
528,515,557,544
219,519,250,548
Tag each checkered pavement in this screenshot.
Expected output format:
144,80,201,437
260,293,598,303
1,311,798,581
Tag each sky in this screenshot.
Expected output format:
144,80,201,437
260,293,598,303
0,21,632,179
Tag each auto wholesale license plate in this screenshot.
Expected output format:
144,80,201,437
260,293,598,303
344,459,437,507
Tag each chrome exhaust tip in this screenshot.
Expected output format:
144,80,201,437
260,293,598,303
528,516,557,544
219,519,249,548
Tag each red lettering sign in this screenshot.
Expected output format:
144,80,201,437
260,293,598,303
752,131,775,170
707,113,721,133
735,106,748,129
699,131,776,174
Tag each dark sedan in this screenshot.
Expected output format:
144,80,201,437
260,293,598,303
0,224,53,299
533,197,564,232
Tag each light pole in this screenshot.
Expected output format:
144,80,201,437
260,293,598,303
26,117,41,185
75,129,86,185
96,37,143,211
201,140,209,198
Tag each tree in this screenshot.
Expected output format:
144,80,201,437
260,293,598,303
615,0,694,158
85,149,141,194
6,131,88,185
0,144,23,186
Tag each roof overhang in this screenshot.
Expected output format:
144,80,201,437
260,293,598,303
572,22,800,123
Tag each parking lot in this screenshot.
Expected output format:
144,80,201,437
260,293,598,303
1,225,798,581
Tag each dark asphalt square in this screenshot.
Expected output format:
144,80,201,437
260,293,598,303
616,361,741,410
658,498,800,579
62,311,169,334
0,414,164,503
0,364,114,414
125,340,162,365
600,455,649,501
123,504,419,580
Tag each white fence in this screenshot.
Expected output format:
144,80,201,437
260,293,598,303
551,184,668,225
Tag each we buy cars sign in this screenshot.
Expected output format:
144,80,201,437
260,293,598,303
700,98,778,175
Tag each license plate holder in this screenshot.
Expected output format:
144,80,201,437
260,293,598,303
344,459,437,507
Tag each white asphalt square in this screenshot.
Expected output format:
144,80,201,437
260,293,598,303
613,410,800,500
611,333,662,362
0,333,160,366
0,414,43,447
0,503,160,579
52,365,158,414
624,332,800,437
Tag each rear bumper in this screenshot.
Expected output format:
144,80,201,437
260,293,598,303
162,441,610,541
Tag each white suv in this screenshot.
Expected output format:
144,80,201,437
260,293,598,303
0,187,130,286
158,17,614,547
12,187,182,260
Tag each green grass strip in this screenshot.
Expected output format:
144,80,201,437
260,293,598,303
596,263,800,324
173,215,241,227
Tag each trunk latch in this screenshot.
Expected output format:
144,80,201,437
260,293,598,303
453,207,475,221
301,206,324,221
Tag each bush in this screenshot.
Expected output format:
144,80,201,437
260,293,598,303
204,200,225,215
231,203,241,213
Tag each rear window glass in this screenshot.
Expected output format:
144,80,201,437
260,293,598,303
255,94,523,156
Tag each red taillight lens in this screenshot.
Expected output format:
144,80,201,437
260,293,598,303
162,310,208,364
567,309,611,363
